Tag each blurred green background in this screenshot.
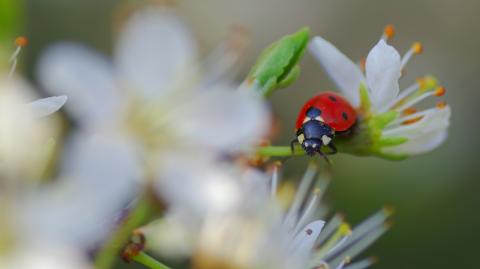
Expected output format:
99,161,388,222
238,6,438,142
20,0,479,268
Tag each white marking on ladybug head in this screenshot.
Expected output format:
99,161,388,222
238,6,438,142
297,133,305,144
315,116,324,122
321,135,332,145
312,143,317,148
303,117,311,124
305,142,309,147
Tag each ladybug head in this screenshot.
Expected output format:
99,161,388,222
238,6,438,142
297,108,335,156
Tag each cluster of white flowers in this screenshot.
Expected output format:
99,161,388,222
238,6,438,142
0,5,450,269
141,161,389,269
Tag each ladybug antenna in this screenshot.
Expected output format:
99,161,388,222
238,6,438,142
8,36,28,79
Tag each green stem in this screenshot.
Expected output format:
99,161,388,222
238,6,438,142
132,251,172,269
256,145,305,157
94,197,152,269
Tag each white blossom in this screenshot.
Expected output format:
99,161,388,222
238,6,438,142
309,26,450,157
37,7,270,194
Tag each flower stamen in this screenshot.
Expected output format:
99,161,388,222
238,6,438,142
379,81,421,113
336,256,351,269
436,101,447,109
400,42,423,70
393,86,446,112
293,188,321,234
381,24,395,41
358,57,366,72
8,36,28,79
270,161,282,197
387,109,430,127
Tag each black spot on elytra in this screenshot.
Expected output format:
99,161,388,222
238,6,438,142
328,95,337,102
342,112,348,120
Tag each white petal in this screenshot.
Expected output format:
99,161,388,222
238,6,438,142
165,85,269,151
0,78,59,180
26,95,67,118
0,245,91,269
291,220,325,255
309,36,364,106
384,106,451,138
20,133,143,248
155,152,244,215
37,43,120,126
365,40,401,111
384,130,448,155
383,106,451,155
61,132,143,191
115,7,197,99
139,212,196,258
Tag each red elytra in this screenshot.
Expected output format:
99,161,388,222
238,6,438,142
295,92,357,132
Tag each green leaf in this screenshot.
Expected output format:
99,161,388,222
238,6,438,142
246,27,310,97
276,64,300,89
0,0,24,68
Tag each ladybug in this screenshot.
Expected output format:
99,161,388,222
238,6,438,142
291,92,357,158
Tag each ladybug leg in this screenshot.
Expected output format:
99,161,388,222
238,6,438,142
290,138,298,154
317,150,331,164
327,143,337,155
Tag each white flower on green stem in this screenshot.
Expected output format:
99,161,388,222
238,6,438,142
37,7,269,187
309,25,451,159
141,162,389,269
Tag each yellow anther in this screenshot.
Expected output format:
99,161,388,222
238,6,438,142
383,24,395,39
417,76,438,91
412,42,423,54
313,188,322,194
434,87,446,96
15,36,28,47
338,223,352,236
371,256,379,263
436,101,447,109
402,107,417,116
402,116,423,125
383,205,395,216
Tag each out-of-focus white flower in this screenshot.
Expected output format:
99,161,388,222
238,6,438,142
37,7,269,190
0,61,129,267
0,37,106,269
309,25,450,158
141,162,389,269
0,244,92,269
0,76,66,182
0,35,67,182
0,130,137,267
